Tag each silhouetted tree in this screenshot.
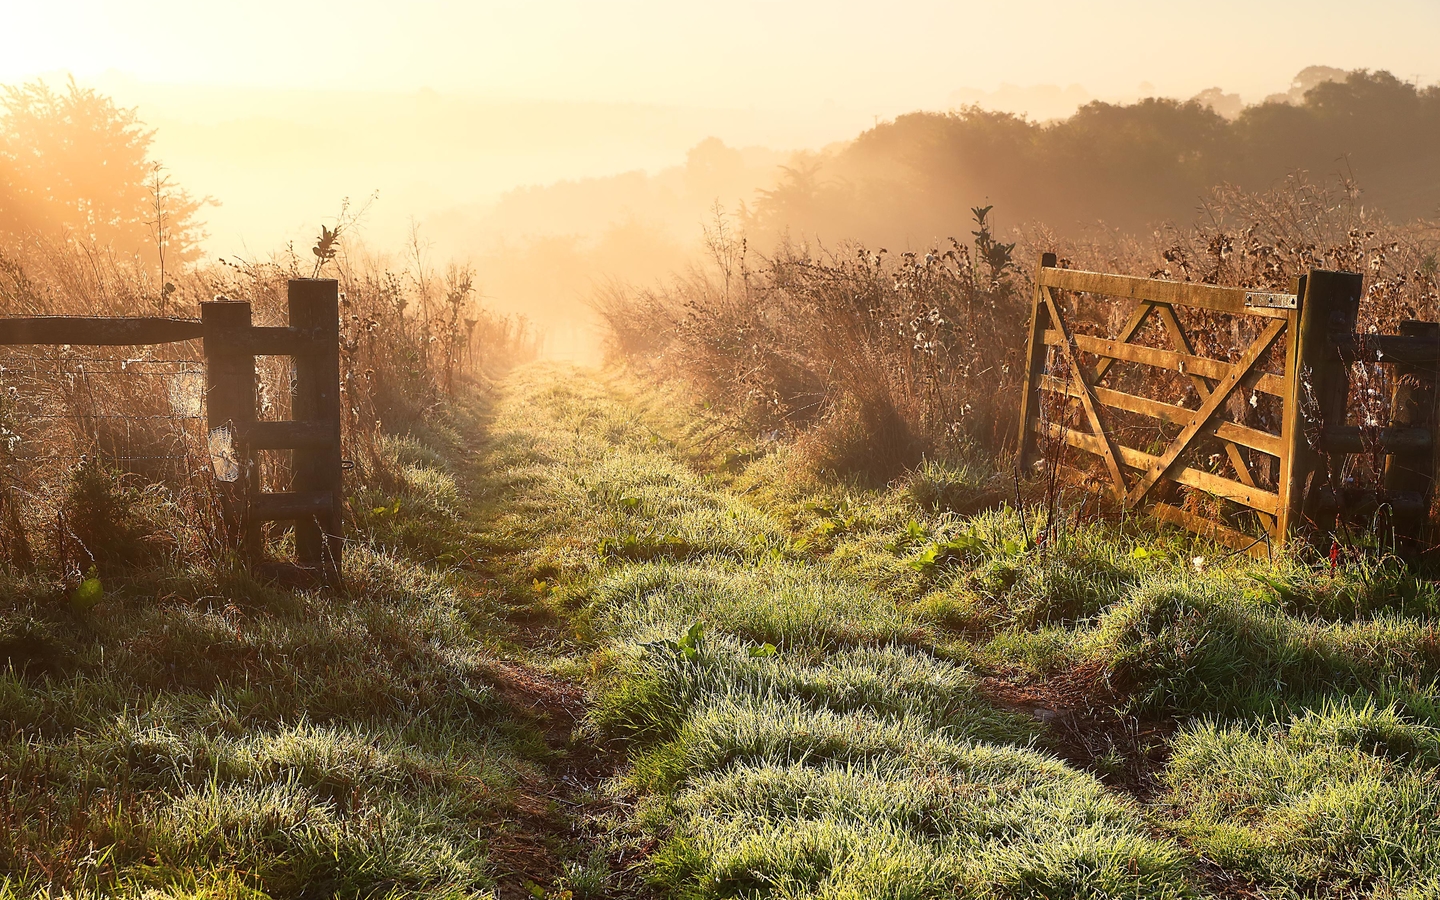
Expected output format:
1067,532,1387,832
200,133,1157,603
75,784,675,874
746,68,1440,247
0,78,205,263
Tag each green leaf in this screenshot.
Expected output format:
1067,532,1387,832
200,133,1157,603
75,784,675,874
748,642,778,658
677,621,705,660
71,571,104,612
1250,572,1296,602
908,543,942,571
640,638,681,658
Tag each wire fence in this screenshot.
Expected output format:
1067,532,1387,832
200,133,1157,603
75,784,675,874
0,347,309,487
1,348,210,476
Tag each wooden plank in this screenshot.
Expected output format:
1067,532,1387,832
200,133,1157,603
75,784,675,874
1313,487,1428,517
1335,333,1440,366
243,420,339,449
204,325,328,356
1276,299,1305,544
1301,272,1365,534
1125,318,1287,507
0,316,203,345
1036,267,1290,319
1043,330,1289,397
1038,420,1281,514
1153,302,1275,533
1383,320,1440,555
1092,299,1156,383
1324,426,1431,453
251,490,335,521
288,279,344,581
1017,253,1056,468
200,300,257,557
1040,284,1127,499
1151,502,1268,557
1038,375,1283,456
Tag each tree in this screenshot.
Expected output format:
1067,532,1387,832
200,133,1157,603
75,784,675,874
0,77,206,263
745,67,1440,246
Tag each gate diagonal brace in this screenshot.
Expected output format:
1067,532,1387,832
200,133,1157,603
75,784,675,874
1125,318,1287,508
1091,299,1156,383
1089,297,1273,521
1069,295,1272,530
1041,284,1127,500
1151,303,1277,533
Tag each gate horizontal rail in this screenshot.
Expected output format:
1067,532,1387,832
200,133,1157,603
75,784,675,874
1019,254,1440,557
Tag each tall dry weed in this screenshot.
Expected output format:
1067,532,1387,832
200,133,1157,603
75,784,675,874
603,177,1440,497
595,208,1024,479
0,227,539,574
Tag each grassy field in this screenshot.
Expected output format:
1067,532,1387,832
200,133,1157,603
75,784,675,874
7,361,1440,897
0,387,589,898
478,363,1440,899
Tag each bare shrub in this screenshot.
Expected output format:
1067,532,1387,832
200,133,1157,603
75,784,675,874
0,226,540,575
596,208,1025,480
604,175,1440,508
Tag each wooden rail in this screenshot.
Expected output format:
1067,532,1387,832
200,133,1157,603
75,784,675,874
0,281,345,583
1020,256,1440,557
0,317,204,345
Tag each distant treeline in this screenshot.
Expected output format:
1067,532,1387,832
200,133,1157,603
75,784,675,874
744,69,1440,247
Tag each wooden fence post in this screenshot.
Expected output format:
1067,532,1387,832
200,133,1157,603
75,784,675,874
1276,275,1307,544
1016,252,1057,470
1383,319,1440,555
287,279,343,581
200,299,257,556
1280,269,1363,540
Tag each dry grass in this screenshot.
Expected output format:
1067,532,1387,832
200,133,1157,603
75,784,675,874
0,228,540,576
593,207,1026,480
598,177,1440,515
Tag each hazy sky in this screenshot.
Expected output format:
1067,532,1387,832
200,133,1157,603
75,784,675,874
5,0,1439,109
5,0,1439,258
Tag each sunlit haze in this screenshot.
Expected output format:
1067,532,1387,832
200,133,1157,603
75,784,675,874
5,0,1440,354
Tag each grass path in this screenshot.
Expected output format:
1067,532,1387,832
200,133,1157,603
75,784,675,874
8,362,1440,897
468,364,1194,897
473,362,1440,899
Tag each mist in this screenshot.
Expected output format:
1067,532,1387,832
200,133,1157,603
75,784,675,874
13,5,1440,896
8,4,1440,362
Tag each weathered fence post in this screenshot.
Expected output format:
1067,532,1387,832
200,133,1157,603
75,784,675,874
1383,319,1440,554
1277,275,1309,543
200,299,258,557
1280,269,1363,539
1016,252,1057,469
287,279,343,581
1274,274,1307,544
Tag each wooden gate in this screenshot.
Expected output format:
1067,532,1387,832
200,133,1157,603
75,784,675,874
1015,253,1425,555
0,279,344,582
